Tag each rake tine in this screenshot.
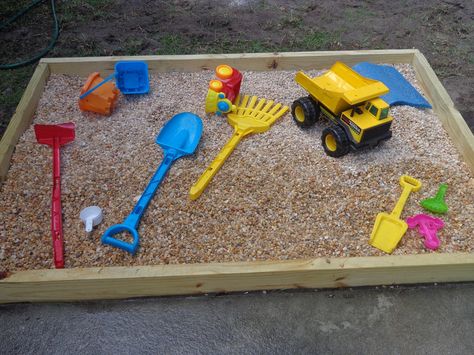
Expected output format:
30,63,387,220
238,95,250,115
234,94,241,107
265,105,289,124
254,100,274,120
251,99,266,117
267,103,282,117
244,96,258,116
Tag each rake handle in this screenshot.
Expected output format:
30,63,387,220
51,139,64,268
190,131,243,200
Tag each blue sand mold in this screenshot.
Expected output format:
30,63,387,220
353,62,432,109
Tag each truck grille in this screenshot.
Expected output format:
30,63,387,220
362,122,392,142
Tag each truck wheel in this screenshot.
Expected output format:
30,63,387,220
291,97,320,127
321,126,350,157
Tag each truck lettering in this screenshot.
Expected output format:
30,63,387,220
341,115,361,134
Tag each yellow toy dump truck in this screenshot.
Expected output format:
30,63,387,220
292,62,393,157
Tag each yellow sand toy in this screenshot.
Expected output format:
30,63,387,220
292,62,393,157
190,95,288,200
370,175,422,253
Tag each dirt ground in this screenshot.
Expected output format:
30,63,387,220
0,0,473,137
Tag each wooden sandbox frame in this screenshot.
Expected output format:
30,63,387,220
1,49,473,303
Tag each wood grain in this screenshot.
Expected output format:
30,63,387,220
412,50,474,172
43,50,416,76
0,63,50,181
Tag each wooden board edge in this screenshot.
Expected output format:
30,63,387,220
412,50,474,172
0,63,50,181
42,49,416,76
1,253,473,303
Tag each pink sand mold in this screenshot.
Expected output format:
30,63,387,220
406,213,444,250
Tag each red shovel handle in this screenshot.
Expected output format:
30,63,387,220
51,142,64,268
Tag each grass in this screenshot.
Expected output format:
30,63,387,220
60,0,114,24
300,31,340,50
280,11,304,29
343,7,376,21
157,34,188,55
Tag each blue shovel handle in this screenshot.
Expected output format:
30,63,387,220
80,73,116,99
101,224,139,254
101,152,176,254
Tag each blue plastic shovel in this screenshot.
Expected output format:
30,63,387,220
101,112,203,254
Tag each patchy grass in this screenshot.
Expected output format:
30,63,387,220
60,0,115,25
121,38,148,56
280,11,304,29
343,7,376,21
158,34,188,55
299,31,340,50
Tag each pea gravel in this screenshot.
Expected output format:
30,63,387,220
1,64,473,271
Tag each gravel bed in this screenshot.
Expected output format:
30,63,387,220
1,64,473,271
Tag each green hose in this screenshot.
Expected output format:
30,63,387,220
0,0,59,69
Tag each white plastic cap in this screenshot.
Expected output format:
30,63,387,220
80,206,103,233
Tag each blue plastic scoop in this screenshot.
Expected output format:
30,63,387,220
80,61,149,99
101,112,203,254
352,62,432,108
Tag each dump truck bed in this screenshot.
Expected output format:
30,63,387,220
295,62,389,114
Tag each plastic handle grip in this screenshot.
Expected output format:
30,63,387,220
101,224,140,254
51,140,64,268
391,186,412,219
85,218,93,233
189,131,243,200
391,175,422,219
79,73,116,99
435,183,448,200
123,153,175,228
101,152,176,254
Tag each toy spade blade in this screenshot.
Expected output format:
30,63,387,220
34,122,75,146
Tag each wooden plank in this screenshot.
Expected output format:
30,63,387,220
412,51,474,173
43,49,416,76
1,253,473,303
0,63,50,181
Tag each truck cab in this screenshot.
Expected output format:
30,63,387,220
365,98,390,121
339,98,393,146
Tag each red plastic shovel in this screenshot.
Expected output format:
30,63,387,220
34,122,75,268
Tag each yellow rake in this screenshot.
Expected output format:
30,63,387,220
190,95,288,200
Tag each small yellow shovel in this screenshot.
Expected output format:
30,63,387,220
369,175,422,253
190,95,288,200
